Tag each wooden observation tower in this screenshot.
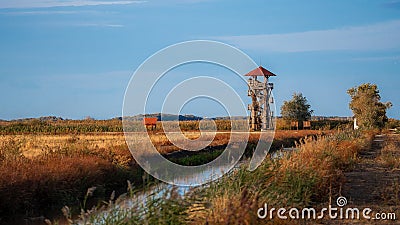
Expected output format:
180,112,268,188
245,66,276,131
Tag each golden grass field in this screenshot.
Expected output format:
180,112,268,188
0,130,326,159
65,130,390,225
0,128,331,223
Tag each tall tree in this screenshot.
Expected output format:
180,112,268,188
281,93,313,124
347,83,392,129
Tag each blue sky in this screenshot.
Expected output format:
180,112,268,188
0,0,399,120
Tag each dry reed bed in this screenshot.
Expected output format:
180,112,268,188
186,130,376,225
0,130,325,221
378,134,400,169
0,130,324,159
64,130,349,225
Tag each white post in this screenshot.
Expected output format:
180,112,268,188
354,117,359,130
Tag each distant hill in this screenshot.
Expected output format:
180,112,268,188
123,113,250,121
123,113,203,121
1,115,353,122
38,116,65,122
214,116,248,120
9,116,65,123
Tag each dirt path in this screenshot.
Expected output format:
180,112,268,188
342,135,399,205
326,134,400,224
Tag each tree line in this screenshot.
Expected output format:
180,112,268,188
1,82,396,134
280,83,395,130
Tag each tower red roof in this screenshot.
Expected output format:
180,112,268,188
245,66,277,77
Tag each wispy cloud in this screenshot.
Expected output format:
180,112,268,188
215,20,400,53
351,55,400,62
383,0,400,9
0,0,146,9
147,0,213,4
0,10,88,15
76,22,124,27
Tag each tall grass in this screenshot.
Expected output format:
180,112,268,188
190,130,374,224
66,130,373,225
0,119,238,134
275,118,352,130
63,183,190,225
0,134,144,220
0,129,328,222
0,118,347,134
378,135,400,169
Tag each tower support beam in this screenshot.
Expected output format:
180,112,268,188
245,66,276,131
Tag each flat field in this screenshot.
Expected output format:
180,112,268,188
0,126,325,222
